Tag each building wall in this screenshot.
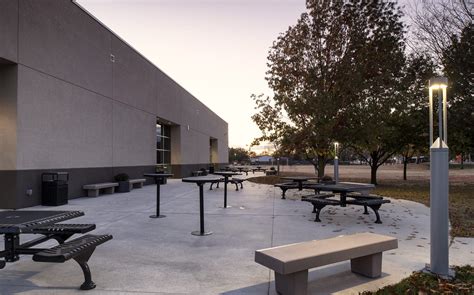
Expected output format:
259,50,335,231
0,0,228,208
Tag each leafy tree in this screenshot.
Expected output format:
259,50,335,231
340,2,406,184
443,24,474,168
252,0,405,178
228,147,250,164
396,54,435,180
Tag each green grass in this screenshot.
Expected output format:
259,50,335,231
361,265,473,294
247,174,474,238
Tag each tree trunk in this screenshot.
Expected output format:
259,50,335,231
317,155,326,178
460,153,464,169
370,165,378,185
369,152,379,185
403,157,408,181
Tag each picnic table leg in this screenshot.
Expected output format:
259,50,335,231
341,192,347,207
314,204,326,222
298,181,303,191
4,234,19,262
150,179,165,218
192,184,212,236
363,205,369,215
281,188,287,199
368,204,383,224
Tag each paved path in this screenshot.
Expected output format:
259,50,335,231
0,180,472,294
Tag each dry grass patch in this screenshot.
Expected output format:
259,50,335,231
247,175,474,237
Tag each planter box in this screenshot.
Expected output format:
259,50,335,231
117,181,131,193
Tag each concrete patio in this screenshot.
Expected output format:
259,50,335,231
0,178,472,294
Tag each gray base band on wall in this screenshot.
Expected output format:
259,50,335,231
0,163,228,209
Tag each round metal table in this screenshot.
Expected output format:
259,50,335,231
182,176,223,236
144,173,173,218
212,171,242,208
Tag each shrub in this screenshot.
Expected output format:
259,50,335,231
114,173,129,182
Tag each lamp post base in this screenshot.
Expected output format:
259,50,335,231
149,215,166,218
422,264,456,280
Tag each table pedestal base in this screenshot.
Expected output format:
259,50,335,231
191,231,213,236
149,215,166,219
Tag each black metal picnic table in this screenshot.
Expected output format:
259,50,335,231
281,176,319,191
144,173,173,218
212,171,242,208
307,182,375,207
182,176,223,236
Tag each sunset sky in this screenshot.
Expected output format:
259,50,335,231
77,0,306,149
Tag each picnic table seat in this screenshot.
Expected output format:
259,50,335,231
302,194,390,224
229,178,246,191
129,178,146,188
274,182,299,199
346,193,384,214
209,178,225,190
346,198,390,224
83,182,118,197
301,195,339,222
255,233,398,295
31,224,96,243
33,234,113,290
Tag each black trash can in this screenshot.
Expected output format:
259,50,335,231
208,166,215,174
42,172,69,206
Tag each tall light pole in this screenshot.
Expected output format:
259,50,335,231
334,142,339,183
428,77,451,277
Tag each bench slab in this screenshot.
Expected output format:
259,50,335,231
83,183,118,190
256,233,397,275
255,233,397,295
83,183,118,197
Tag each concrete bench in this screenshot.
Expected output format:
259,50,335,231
255,233,398,295
83,183,118,197
129,178,146,189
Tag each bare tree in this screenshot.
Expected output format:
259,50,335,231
407,0,472,64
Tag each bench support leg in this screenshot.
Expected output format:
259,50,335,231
73,247,97,290
351,252,382,278
281,188,287,199
275,270,308,295
104,187,114,195
87,190,99,197
313,204,326,222
368,204,383,224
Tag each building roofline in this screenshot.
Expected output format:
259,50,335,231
71,0,227,125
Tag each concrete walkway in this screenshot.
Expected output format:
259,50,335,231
0,178,472,294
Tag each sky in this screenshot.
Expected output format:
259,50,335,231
76,0,306,149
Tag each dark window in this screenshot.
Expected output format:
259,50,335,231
156,121,171,172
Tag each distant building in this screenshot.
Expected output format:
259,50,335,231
0,0,228,208
250,156,274,164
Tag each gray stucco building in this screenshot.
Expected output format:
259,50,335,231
0,0,228,209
